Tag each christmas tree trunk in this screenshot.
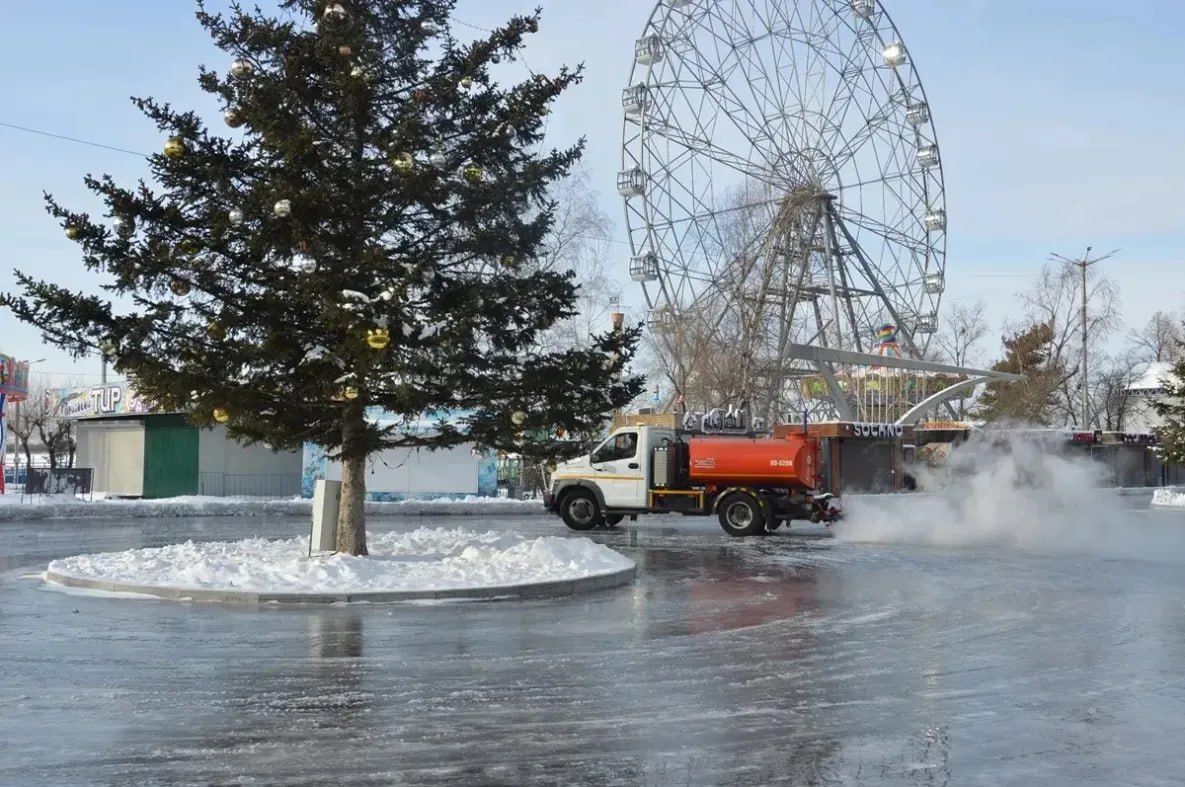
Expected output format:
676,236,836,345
336,409,368,556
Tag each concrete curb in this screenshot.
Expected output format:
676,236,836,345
41,562,637,604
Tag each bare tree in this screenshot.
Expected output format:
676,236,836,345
1091,355,1143,432
7,399,39,472
36,416,75,469
930,299,989,418
1129,310,1185,364
532,168,624,352
1015,257,1121,426
6,383,78,475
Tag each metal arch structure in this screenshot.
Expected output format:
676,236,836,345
783,343,1024,425
620,0,947,422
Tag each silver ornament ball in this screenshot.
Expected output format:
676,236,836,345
228,208,245,225
273,199,292,217
322,3,349,25
229,57,253,80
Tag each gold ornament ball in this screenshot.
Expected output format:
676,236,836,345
224,108,244,128
458,76,473,91
365,328,391,350
392,152,414,174
212,407,231,424
500,254,516,267
274,199,292,217
511,410,527,427
170,279,192,296
463,165,483,184
343,385,360,400
64,225,81,240
206,321,226,340
338,44,353,57
163,137,186,159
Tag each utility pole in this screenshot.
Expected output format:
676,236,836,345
1051,247,1117,428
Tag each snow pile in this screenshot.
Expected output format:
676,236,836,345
1151,487,1185,508
837,431,1157,555
45,527,632,596
0,493,545,521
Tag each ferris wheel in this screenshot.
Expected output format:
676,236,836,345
620,0,946,420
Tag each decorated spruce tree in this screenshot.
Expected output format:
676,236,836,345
0,1,643,555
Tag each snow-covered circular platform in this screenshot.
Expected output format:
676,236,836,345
42,527,636,603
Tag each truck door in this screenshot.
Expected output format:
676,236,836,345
590,429,645,509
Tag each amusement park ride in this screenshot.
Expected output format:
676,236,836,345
616,0,1019,425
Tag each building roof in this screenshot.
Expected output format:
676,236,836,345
1127,361,1179,393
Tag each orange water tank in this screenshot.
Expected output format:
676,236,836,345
686,435,819,489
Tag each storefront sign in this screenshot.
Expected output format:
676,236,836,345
848,422,904,439
50,383,156,419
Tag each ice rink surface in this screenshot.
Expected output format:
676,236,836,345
2,503,1184,786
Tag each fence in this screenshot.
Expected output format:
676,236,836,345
22,466,94,497
198,472,301,499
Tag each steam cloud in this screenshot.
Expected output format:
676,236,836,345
835,430,1185,562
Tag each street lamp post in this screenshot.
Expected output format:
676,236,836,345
1051,248,1117,429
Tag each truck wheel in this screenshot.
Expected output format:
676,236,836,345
560,489,601,531
717,492,766,537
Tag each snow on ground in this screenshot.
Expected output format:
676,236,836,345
45,527,632,596
1151,487,1185,508
0,493,545,521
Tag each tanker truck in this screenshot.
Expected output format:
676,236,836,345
542,425,841,536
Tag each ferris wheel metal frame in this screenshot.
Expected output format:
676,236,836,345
619,0,947,419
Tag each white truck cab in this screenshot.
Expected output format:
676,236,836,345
545,426,671,527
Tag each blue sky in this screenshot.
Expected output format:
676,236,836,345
3,0,1184,384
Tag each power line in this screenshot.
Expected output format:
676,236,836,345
0,120,146,158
